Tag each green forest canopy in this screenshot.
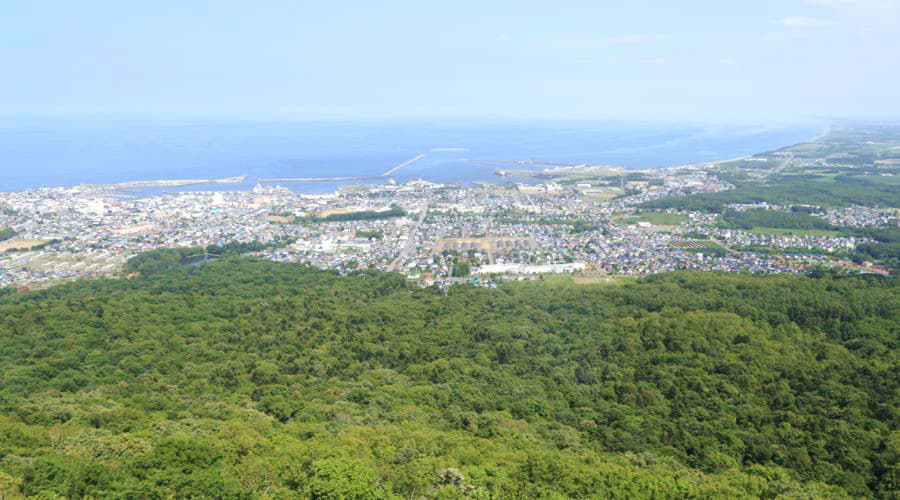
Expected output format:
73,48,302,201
719,209,835,231
0,254,897,498
302,206,407,223
640,173,900,212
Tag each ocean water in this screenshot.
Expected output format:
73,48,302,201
0,117,824,194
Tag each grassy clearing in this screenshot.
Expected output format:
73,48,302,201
264,215,295,223
585,191,619,201
856,174,900,186
673,240,731,256
572,274,637,286
583,187,623,201
512,273,638,288
674,240,726,250
0,239,49,252
524,274,637,287
783,172,838,182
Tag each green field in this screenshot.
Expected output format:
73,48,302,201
857,173,900,186
674,240,730,256
583,187,623,201
538,273,638,286
641,173,900,211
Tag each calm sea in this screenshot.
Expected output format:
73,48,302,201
0,117,824,194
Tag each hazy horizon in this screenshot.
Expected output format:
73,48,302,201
3,0,899,121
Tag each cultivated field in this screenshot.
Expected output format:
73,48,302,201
265,215,296,223
0,239,49,252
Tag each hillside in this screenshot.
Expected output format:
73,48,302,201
0,255,897,498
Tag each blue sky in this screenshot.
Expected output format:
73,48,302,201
1,0,898,121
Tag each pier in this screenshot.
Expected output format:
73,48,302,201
100,175,248,189
382,154,425,176
464,158,584,168
259,154,425,183
257,175,385,183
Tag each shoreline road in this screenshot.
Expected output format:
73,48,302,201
388,204,428,272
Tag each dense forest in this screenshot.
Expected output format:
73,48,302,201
302,206,407,223
640,173,900,212
0,255,897,498
719,209,835,231
0,227,17,241
848,226,900,273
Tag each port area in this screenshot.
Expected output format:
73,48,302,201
259,154,425,183
84,175,248,189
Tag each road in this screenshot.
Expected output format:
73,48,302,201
485,220,495,264
388,205,428,272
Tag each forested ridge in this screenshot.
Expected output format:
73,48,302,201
719,208,836,231
0,256,897,498
638,173,900,212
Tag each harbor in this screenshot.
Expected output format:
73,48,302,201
259,154,425,183
83,175,248,189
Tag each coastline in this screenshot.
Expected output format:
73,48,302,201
0,121,825,194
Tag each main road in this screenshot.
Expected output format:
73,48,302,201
388,204,428,272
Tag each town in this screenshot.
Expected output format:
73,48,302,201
1,160,894,290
